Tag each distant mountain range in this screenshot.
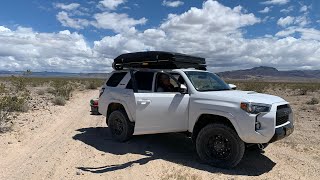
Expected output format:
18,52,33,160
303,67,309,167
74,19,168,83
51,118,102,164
217,66,320,80
1,66,320,80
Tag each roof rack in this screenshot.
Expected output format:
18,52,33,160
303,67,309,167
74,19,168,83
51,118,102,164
112,51,206,70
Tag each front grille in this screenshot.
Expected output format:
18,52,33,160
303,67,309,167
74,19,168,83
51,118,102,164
276,104,292,126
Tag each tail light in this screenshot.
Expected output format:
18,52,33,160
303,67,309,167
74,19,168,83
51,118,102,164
90,99,99,106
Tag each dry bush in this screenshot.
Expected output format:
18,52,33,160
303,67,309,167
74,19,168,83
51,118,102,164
52,96,66,106
298,89,308,95
0,83,6,94
10,76,27,92
1,96,29,112
229,81,268,93
0,97,11,132
0,95,28,132
37,89,45,95
306,97,319,105
46,87,56,94
51,80,73,100
85,81,100,90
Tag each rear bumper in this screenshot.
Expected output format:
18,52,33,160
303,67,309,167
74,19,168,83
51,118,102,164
269,123,294,143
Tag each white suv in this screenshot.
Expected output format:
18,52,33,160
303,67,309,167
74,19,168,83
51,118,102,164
98,52,294,168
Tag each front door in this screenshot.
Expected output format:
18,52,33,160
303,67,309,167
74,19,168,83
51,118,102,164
134,92,189,135
133,72,189,135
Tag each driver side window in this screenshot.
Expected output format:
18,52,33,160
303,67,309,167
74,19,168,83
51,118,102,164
155,73,179,93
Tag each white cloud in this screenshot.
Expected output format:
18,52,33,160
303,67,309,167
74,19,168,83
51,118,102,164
99,0,126,10
259,7,271,13
0,26,11,32
160,1,260,34
295,15,309,27
0,26,113,72
93,12,147,32
56,11,90,29
276,27,320,41
277,16,294,27
277,15,310,28
300,5,308,12
280,5,294,13
162,0,184,8
261,0,289,5
93,0,320,71
55,3,80,11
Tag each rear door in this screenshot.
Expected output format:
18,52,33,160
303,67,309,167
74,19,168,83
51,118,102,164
133,71,190,135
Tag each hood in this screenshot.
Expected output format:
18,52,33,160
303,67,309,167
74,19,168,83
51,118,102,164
199,90,286,105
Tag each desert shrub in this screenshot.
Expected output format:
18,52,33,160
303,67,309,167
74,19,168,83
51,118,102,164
298,88,308,95
52,96,66,106
46,87,56,94
0,83,6,94
85,81,100,89
231,82,267,93
51,80,73,100
10,76,27,92
307,97,319,105
0,97,11,131
37,89,45,95
0,95,29,131
0,96,29,112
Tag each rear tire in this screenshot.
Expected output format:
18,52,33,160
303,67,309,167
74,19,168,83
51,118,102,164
108,110,134,142
196,123,245,168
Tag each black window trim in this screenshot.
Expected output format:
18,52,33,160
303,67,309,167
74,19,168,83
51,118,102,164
106,71,128,87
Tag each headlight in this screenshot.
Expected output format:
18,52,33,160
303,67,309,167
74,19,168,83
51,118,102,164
240,102,271,114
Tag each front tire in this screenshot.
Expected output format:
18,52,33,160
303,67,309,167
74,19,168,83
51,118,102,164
196,123,245,168
108,110,134,142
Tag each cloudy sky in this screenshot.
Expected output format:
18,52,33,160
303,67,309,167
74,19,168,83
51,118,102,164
0,0,319,72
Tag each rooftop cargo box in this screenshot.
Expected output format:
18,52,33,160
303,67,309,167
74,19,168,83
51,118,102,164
113,51,206,70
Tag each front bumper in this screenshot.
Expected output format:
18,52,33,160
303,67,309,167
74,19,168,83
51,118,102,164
269,123,294,143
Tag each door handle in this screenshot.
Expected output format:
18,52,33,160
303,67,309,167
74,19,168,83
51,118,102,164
137,99,151,105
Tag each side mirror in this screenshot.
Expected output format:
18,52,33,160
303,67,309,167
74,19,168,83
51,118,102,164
229,84,237,90
180,84,188,94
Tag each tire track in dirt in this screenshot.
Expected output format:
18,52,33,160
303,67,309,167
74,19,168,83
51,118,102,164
0,90,103,180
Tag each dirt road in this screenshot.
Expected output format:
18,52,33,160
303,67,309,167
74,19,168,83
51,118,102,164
0,90,319,180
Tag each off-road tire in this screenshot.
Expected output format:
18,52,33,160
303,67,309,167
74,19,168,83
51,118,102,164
108,110,134,142
196,123,245,168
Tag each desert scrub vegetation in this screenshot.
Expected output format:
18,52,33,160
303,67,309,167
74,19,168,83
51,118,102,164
52,96,66,106
0,95,28,132
226,80,320,94
85,80,102,89
306,97,319,105
0,83,6,94
51,80,74,100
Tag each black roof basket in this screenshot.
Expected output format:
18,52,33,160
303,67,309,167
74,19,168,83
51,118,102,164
112,51,206,70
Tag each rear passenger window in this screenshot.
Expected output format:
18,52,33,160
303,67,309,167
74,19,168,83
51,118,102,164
135,71,154,91
126,71,154,91
106,72,127,87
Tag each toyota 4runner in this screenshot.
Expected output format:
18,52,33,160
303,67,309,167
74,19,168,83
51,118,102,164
98,51,294,168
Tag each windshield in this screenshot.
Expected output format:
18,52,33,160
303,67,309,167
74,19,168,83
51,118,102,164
184,71,230,91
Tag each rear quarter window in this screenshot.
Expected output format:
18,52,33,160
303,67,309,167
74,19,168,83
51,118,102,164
106,72,127,87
